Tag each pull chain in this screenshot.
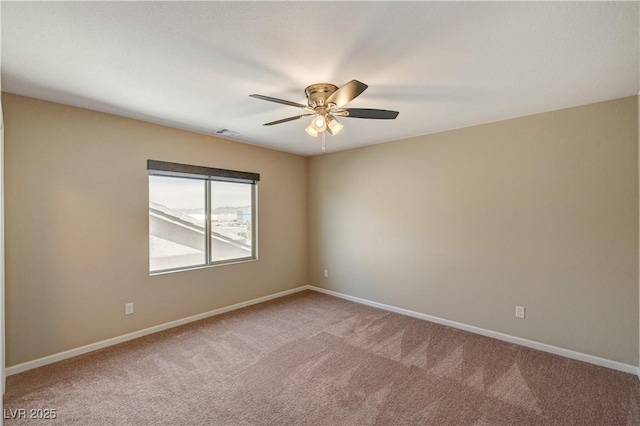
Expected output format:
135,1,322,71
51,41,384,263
321,131,326,152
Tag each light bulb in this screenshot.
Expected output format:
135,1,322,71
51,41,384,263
311,114,327,132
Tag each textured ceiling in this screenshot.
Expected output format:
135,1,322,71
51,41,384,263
2,2,639,156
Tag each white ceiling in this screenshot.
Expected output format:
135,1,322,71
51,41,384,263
2,2,638,156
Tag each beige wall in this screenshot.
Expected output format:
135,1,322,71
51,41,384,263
3,93,308,367
4,92,639,369
309,96,639,365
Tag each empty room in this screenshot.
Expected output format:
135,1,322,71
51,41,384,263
1,1,639,425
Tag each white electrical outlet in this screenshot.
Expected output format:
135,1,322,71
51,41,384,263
323,269,329,278
515,306,525,319
125,302,134,315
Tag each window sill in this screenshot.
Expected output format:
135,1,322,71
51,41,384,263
149,257,257,276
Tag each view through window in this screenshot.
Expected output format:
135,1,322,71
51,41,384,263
148,161,258,274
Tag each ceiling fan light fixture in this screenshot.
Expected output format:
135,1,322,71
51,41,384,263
326,115,344,135
250,79,398,145
305,124,319,137
311,114,327,132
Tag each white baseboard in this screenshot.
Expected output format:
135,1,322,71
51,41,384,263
308,286,639,376
7,284,639,378
6,286,309,376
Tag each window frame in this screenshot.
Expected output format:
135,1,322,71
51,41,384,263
148,160,259,275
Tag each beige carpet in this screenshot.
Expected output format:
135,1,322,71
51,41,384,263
4,290,640,425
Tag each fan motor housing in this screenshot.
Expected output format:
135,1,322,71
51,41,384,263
305,83,338,108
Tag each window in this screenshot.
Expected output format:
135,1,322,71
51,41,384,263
148,160,259,274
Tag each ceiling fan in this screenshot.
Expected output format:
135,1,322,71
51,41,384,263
250,80,399,137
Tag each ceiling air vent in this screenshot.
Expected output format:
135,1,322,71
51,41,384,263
215,129,241,138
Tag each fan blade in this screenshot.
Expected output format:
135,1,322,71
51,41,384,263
263,114,313,126
326,80,368,108
250,94,313,111
341,108,399,119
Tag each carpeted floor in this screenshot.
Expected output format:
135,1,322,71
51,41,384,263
4,290,640,425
